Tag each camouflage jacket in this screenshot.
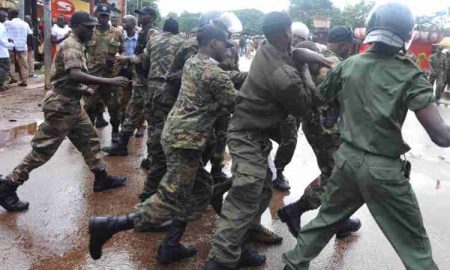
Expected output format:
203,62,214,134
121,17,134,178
429,53,446,74
87,26,123,74
144,32,184,80
44,34,88,114
162,53,237,150
131,27,159,85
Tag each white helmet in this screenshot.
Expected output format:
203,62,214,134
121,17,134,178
292,22,310,40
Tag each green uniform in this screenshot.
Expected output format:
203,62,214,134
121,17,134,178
429,52,447,101
133,53,236,229
84,26,124,132
208,43,312,268
120,27,158,136
283,47,438,270
138,32,184,197
7,35,107,185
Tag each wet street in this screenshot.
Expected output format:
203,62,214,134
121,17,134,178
1,80,450,270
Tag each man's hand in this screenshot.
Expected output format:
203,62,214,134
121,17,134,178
293,48,333,68
108,76,129,88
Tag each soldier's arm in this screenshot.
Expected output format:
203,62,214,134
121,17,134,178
69,68,128,88
226,71,247,90
209,69,238,112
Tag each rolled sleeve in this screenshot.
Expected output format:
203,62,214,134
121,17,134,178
406,72,434,111
63,46,84,71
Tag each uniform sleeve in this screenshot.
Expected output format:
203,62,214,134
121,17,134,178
270,65,312,118
63,45,85,71
406,72,434,111
226,70,247,90
318,63,343,103
209,68,237,112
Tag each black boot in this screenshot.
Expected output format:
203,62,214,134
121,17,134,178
211,166,229,184
89,213,136,260
272,169,291,192
93,170,126,192
157,220,197,264
140,157,151,170
278,199,309,237
237,247,266,267
102,132,131,156
0,175,29,212
204,260,233,270
95,115,109,128
210,179,232,215
111,132,120,144
336,218,362,239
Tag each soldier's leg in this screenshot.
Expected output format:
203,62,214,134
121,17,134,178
67,108,126,192
141,81,162,166
1,111,73,211
208,131,272,268
83,92,103,124
210,114,231,183
273,115,299,191
282,147,364,270
435,73,446,102
101,85,122,135
360,154,438,270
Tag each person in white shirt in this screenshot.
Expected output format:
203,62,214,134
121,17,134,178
51,15,71,45
0,10,13,91
4,8,32,86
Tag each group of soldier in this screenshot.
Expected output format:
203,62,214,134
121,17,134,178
1,2,450,269
429,46,450,103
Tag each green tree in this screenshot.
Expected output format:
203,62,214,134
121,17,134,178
339,0,375,28
232,9,264,35
288,0,334,27
178,11,201,33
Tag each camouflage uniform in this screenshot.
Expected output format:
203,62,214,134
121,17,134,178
84,26,124,133
138,32,184,197
429,52,447,101
208,43,312,268
7,35,106,185
133,53,236,229
273,115,301,173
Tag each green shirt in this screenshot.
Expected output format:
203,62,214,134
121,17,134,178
319,47,434,157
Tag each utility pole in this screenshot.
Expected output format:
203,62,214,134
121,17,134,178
44,0,52,90
18,0,25,19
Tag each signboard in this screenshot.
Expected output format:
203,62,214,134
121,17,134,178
51,0,89,20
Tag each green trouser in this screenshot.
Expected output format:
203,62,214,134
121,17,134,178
208,130,274,268
283,143,438,270
121,83,148,134
274,115,300,172
144,79,165,152
435,72,447,101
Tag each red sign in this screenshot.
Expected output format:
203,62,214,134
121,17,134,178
52,0,76,18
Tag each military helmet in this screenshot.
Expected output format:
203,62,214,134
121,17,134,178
364,2,414,48
291,22,309,40
199,11,243,34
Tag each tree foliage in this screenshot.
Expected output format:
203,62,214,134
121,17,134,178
232,9,264,35
177,11,201,33
339,0,375,28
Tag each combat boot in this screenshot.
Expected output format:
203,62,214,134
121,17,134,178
89,213,137,260
272,170,291,192
204,260,233,270
336,218,362,239
277,199,309,237
0,175,29,212
111,132,120,144
211,166,229,184
237,247,266,267
101,132,132,156
95,115,108,128
157,220,197,264
140,158,151,170
93,170,126,192
246,224,282,245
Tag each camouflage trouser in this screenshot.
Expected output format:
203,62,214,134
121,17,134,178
298,113,341,210
133,147,213,229
140,88,176,198
121,83,148,134
8,108,106,185
209,130,273,268
144,79,165,151
202,113,231,170
84,71,123,133
274,115,300,171
435,71,447,101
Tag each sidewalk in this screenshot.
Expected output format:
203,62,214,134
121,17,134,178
0,75,45,147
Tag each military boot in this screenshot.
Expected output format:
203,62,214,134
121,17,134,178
247,224,282,245
336,218,362,239
277,199,309,237
237,247,266,267
0,175,29,212
101,132,132,156
95,115,108,128
157,220,197,264
89,213,137,260
140,158,151,170
211,166,229,184
93,170,127,192
204,260,233,270
272,169,291,192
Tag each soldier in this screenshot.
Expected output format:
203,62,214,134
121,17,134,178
205,12,332,269
278,26,362,238
283,3,446,269
84,3,124,142
135,17,184,200
0,12,128,212
272,21,310,192
102,6,158,167
429,46,447,103
88,24,238,265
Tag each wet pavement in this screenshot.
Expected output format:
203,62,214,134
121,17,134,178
1,78,450,270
